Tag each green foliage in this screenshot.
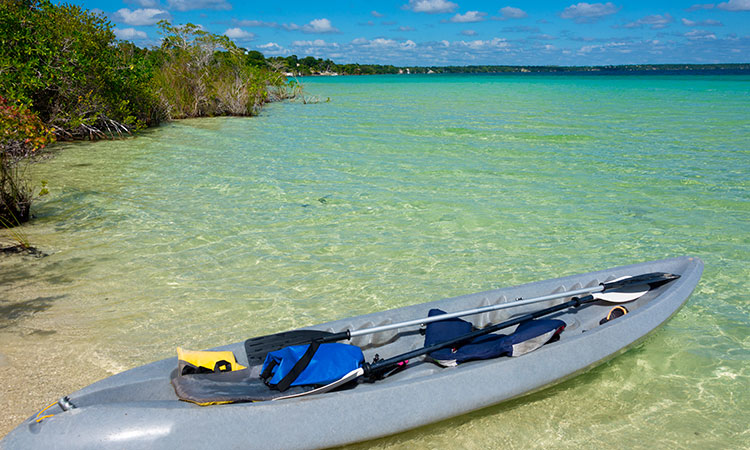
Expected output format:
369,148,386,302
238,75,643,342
0,213,30,248
0,0,159,139
0,97,55,150
267,55,399,76
245,51,267,68
0,96,54,227
152,21,288,119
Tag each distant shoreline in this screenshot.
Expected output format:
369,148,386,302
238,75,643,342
291,63,750,77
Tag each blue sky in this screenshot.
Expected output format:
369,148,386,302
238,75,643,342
85,0,749,65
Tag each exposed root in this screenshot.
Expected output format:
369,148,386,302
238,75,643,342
52,116,133,141
1,244,47,258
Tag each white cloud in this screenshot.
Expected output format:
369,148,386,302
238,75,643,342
401,40,417,49
499,6,527,19
503,25,540,33
113,8,170,26
167,0,231,11
717,0,750,10
371,10,384,17
236,19,278,28
257,42,287,55
686,3,715,11
224,28,255,40
623,13,673,29
560,2,619,23
681,18,723,26
349,38,418,50
685,29,718,39
578,41,628,54
114,27,148,40
317,36,535,65
449,11,487,23
458,38,509,50
369,38,398,47
259,42,282,50
291,39,338,48
285,18,339,33
130,0,160,6
235,18,344,34
306,18,338,33
461,29,477,36
404,0,458,14
398,26,416,31
227,27,749,67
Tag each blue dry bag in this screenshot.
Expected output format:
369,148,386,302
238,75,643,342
260,342,364,391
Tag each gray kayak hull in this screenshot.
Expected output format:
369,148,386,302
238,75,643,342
2,256,703,449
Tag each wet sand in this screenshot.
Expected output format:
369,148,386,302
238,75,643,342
0,333,110,437
0,255,113,438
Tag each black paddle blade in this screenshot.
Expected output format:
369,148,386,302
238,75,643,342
245,330,335,365
602,272,680,291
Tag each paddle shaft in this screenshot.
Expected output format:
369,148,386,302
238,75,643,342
364,294,598,378
347,286,597,338
334,272,676,341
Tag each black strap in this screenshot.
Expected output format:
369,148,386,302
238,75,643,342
260,359,277,381
261,340,322,392
182,360,233,376
214,360,232,372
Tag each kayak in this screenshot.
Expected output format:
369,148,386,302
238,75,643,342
2,256,702,449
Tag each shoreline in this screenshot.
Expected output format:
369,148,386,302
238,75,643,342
292,63,750,77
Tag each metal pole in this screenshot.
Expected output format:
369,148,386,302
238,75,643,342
348,285,603,338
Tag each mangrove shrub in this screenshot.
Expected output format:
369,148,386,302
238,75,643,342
0,96,54,226
0,0,159,139
152,21,288,119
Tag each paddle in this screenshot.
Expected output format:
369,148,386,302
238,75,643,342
274,272,681,396
246,330,334,365
246,272,676,364
365,294,633,378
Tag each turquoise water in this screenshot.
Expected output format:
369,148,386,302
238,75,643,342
1,74,748,447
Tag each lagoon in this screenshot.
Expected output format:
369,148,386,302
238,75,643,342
1,73,748,447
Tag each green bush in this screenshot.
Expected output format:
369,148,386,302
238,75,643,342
0,0,159,139
0,96,54,226
153,21,288,119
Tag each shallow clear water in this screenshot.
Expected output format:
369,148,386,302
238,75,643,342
1,74,748,447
